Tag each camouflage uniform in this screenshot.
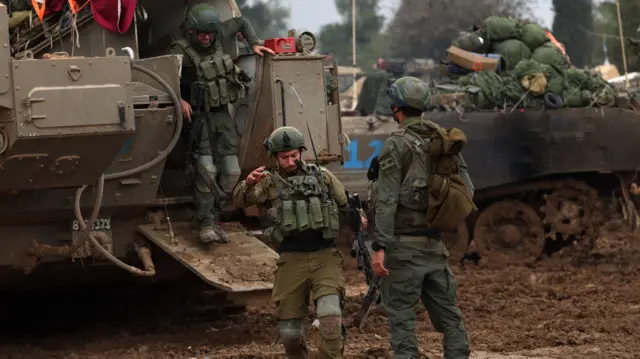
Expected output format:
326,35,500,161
372,77,473,359
233,127,364,359
169,4,259,243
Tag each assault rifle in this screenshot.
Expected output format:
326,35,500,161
345,189,381,328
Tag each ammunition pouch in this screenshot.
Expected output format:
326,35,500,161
277,198,340,240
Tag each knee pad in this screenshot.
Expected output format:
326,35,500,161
195,155,217,193
317,294,342,317
218,155,241,193
316,294,343,341
279,318,304,352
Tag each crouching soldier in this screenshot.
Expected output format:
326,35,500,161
233,126,367,359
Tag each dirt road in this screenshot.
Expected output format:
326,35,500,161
0,230,638,359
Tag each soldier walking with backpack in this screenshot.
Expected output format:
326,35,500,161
370,76,475,359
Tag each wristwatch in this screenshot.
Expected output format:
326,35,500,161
371,241,386,252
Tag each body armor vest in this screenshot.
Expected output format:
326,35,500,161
174,39,245,111
268,164,340,240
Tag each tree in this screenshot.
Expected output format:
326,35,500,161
552,0,594,68
317,0,387,69
386,0,536,60
237,0,290,39
592,0,640,73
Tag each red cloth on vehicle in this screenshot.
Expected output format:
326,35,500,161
43,0,67,16
42,0,138,34
90,0,138,34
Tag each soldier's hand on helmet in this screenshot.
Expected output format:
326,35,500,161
372,249,388,277
246,166,269,185
252,44,276,56
180,99,192,122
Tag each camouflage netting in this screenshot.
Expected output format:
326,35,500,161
437,15,626,111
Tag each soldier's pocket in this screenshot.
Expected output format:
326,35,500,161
385,268,419,311
445,265,457,294
330,248,344,267
274,255,288,276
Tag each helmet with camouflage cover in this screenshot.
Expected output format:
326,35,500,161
263,126,307,157
184,4,221,35
386,76,430,111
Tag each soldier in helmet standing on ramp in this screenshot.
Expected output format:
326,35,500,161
233,126,367,359
371,76,475,359
170,3,275,244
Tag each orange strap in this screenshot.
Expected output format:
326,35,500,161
545,30,574,68
545,30,567,55
31,0,46,21
68,0,90,14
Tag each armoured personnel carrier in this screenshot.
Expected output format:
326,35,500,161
0,0,343,312
340,105,640,264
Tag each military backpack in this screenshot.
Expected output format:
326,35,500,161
393,122,476,232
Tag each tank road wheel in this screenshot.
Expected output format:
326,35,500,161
474,200,544,264
539,182,604,253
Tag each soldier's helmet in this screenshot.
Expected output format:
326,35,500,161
263,126,308,157
386,76,430,111
184,4,221,34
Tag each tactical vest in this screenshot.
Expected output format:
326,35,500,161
174,39,245,111
268,164,340,240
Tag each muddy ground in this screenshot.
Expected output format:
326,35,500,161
0,228,639,359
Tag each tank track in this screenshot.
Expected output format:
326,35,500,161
468,178,607,263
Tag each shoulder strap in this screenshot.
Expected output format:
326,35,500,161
174,40,204,77
174,40,201,62
395,128,432,175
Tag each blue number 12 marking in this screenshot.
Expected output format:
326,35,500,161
344,139,384,169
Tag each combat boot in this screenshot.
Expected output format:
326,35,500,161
198,225,220,244
213,224,230,243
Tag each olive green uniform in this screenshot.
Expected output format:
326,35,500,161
373,116,473,359
372,75,473,359
170,11,259,240
234,160,355,359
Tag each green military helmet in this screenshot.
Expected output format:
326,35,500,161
386,76,430,111
263,126,308,157
184,3,221,33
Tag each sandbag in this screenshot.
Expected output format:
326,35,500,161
493,39,532,70
514,59,544,79
541,64,567,94
473,71,505,107
481,15,520,42
564,89,592,107
502,75,527,104
566,68,589,87
452,31,490,54
518,23,549,50
532,42,570,69
513,60,547,95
